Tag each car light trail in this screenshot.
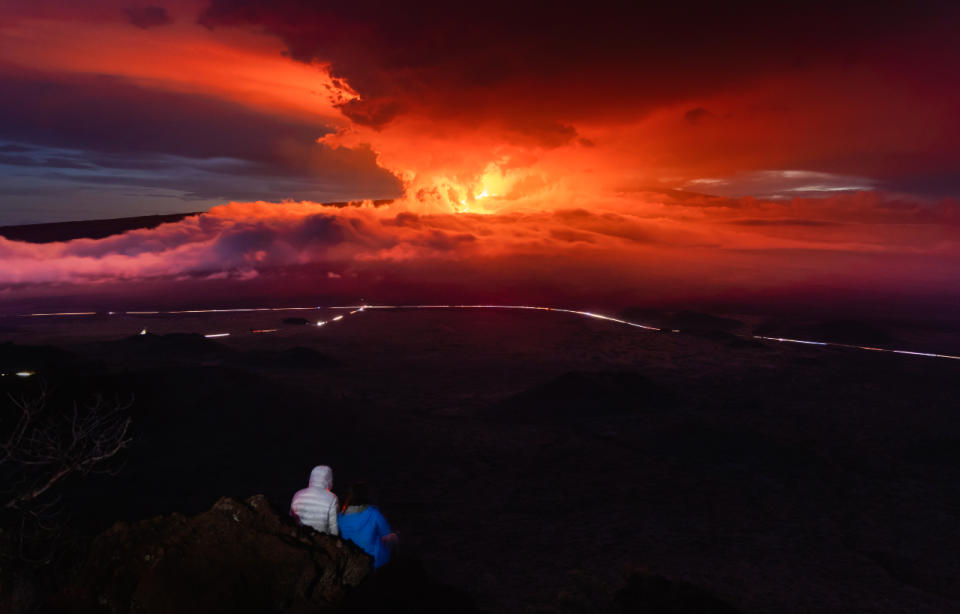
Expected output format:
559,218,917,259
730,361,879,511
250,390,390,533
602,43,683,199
170,308,274,314
251,328,278,334
8,303,959,361
16,371,35,377
754,335,828,346
24,311,97,316
891,349,959,359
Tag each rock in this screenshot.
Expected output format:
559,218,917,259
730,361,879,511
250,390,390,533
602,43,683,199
51,495,371,613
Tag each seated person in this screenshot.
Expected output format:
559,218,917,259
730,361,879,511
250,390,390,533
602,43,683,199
290,465,339,535
338,482,397,568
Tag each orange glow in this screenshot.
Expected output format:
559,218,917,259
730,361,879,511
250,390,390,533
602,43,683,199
0,17,352,123
1,2,958,323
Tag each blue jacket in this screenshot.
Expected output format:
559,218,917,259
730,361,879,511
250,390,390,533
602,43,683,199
338,505,392,568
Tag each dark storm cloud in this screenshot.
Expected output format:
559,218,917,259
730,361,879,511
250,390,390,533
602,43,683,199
199,0,957,132
0,65,330,161
0,65,402,215
126,5,172,29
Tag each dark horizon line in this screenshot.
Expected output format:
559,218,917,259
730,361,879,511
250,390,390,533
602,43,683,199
0,199,397,244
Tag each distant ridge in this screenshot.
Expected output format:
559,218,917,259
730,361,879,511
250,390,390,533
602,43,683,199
0,212,202,243
0,200,395,244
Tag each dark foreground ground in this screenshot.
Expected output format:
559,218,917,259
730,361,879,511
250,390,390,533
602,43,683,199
1,308,959,612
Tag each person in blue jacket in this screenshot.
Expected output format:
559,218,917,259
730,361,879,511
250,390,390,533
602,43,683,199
338,482,397,569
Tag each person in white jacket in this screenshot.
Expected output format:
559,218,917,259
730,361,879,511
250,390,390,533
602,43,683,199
290,465,339,535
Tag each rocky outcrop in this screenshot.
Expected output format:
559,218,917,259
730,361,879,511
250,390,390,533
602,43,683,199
52,495,371,613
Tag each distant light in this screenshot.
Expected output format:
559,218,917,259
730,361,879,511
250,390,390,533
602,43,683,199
16,371,35,378
171,308,270,314
139,328,148,335
332,315,344,321
25,311,96,317
316,321,326,327
204,333,230,338
754,335,827,346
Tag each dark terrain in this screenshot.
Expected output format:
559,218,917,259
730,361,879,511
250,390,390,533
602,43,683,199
1,308,958,612
0,213,201,243
0,200,396,244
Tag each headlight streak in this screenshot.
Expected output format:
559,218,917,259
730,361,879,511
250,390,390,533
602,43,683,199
25,311,97,316
9,305,959,361
753,335,828,346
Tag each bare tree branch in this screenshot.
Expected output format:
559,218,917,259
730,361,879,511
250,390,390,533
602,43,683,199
1,382,134,564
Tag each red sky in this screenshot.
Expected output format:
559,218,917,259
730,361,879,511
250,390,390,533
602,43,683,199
1,0,958,316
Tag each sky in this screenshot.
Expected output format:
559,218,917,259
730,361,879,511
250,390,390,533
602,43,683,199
1,1,958,315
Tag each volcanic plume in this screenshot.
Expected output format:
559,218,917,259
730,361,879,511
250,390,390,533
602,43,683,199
1,0,958,317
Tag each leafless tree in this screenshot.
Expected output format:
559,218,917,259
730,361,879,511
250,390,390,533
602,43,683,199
1,382,132,563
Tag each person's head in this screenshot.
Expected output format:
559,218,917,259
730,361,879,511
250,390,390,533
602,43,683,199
344,482,371,508
308,465,333,490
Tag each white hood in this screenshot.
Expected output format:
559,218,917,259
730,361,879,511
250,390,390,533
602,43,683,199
308,465,333,490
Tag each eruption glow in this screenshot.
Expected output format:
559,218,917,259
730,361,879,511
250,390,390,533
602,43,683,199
0,1,958,325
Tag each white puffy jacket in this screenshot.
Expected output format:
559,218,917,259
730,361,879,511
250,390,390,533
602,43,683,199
290,465,339,535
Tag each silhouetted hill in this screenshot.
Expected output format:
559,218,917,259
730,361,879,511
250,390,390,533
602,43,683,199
0,213,201,243
0,201,395,244
113,332,226,356
0,342,83,373
76,333,234,370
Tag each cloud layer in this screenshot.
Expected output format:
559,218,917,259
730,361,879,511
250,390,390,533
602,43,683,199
3,193,957,315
